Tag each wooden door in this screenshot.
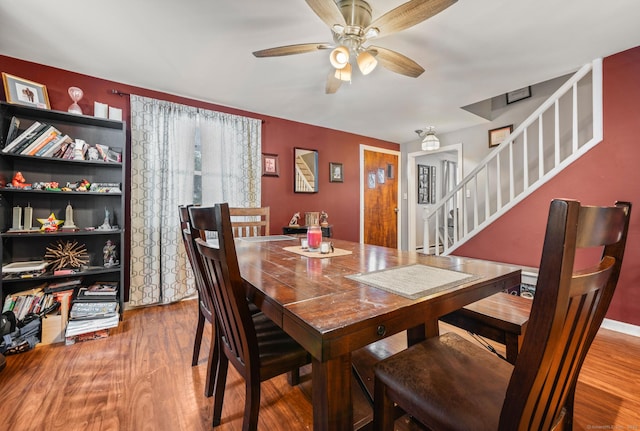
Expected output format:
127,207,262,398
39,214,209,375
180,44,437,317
363,149,398,248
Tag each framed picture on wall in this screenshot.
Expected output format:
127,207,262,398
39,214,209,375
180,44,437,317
488,125,513,148
2,72,51,109
262,153,279,176
329,162,343,182
417,164,436,204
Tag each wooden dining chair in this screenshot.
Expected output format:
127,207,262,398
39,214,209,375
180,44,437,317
229,206,270,237
179,205,217,396
373,199,631,431
189,203,310,430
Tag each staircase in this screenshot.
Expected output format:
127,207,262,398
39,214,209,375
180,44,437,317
423,58,603,255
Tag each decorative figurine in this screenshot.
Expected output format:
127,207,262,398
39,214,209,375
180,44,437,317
288,212,301,227
320,211,329,227
37,212,64,232
62,202,78,230
97,207,113,230
11,172,31,188
103,240,118,267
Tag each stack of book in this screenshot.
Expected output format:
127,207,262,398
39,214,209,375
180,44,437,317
65,281,119,344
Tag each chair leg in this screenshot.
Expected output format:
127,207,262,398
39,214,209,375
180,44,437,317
204,324,218,397
212,354,228,427
192,309,205,366
242,377,261,431
373,378,396,431
286,368,301,386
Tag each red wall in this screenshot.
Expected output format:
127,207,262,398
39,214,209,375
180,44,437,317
454,46,640,326
0,55,398,242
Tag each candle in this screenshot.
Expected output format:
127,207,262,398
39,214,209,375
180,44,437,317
307,225,322,250
24,205,33,230
320,241,331,254
300,238,308,250
12,206,22,230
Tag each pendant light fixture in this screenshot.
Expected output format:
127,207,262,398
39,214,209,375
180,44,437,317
415,127,440,151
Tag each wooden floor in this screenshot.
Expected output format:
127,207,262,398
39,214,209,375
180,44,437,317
0,299,639,431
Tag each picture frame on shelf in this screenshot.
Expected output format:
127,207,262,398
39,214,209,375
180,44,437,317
329,162,343,182
262,153,279,177
2,73,51,109
506,86,531,104
488,125,513,148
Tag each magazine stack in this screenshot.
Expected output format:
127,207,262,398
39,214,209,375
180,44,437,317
65,281,119,345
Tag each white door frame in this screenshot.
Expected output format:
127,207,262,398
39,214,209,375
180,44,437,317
407,143,463,251
360,144,402,246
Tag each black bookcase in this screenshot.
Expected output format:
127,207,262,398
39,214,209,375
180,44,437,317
0,101,128,318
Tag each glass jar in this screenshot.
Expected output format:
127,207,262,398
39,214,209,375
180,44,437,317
307,225,322,250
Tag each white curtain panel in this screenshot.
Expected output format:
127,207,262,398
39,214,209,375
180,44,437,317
129,95,197,306
129,95,262,306
199,110,262,207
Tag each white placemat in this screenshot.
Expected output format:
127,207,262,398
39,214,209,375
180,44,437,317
347,264,480,299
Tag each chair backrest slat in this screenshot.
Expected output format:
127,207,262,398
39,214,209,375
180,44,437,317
189,204,259,373
500,200,631,430
229,206,270,237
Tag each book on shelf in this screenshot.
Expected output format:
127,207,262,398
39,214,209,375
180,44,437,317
44,278,83,293
5,116,20,145
38,134,72,157
2,121,43,153
20,126,61,155
76,288,117,302
9,122,50,154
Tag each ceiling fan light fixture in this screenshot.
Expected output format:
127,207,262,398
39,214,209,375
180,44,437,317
329,46,350,69
356,51,377,75
335,63,352,82
416,126,440,151
364,27,379,39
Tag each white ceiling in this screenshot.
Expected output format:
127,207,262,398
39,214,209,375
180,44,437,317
1,0,639,145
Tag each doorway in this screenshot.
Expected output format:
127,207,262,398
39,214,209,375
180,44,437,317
360,145,401,248
407,143,463,251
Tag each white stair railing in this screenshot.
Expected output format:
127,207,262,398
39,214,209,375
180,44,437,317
423,58,603,255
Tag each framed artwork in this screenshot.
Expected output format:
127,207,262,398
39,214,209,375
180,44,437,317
1,73,51,109
488,125,513,148
329,162,343,182
262,153,279,176
417,164,436,204
506,86,532,104
294,147,318,193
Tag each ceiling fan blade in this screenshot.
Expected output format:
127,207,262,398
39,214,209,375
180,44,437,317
366,0,457,38
305,0,347,29
326,71,342,94
369,46,425,78
253,43,332,57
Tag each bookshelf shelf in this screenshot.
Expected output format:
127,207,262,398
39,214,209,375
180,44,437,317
0,101,128,325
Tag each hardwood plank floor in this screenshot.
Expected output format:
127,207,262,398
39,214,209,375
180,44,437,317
0,300,638,430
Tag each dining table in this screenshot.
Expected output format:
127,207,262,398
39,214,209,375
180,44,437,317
234,235,522,431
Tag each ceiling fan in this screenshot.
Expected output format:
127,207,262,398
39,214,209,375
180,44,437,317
253,0,457,94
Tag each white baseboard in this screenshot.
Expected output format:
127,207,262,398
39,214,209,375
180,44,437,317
601,318,640,337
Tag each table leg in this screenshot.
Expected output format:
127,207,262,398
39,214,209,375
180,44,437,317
312,354,353,431
407,319,440,346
